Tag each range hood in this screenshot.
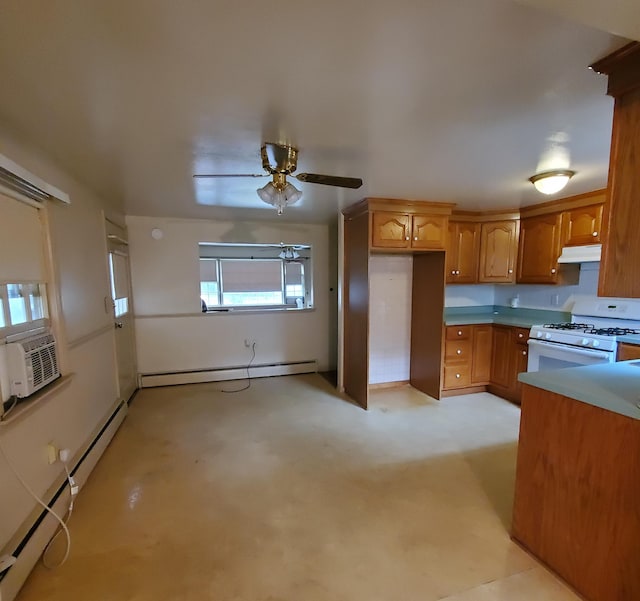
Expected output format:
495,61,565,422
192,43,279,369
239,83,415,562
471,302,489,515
557,244,602,263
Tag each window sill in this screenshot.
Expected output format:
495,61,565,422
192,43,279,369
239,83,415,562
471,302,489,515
0,374,74,428
136,307,315,319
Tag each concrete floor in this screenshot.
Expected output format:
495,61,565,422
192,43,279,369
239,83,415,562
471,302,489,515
16,375,580,600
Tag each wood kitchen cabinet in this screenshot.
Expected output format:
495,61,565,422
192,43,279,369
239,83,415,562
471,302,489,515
489,325,529,403
446,221,479,283
617,342,640,361
592,43,640,298
442,324,493,392
371,210,448,251
517,213,565,284
564,203,603,246
478,220,518,283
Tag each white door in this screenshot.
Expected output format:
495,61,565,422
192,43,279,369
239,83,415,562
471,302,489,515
106,222,137,402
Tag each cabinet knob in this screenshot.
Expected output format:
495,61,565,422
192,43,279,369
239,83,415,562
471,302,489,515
522,350,527,356
455,373,461,378
456,270,460,275
592,231,598,237
414,236,418,241
456,349,462,355
551,268,557,274
451,270,456,275
508,269,513,274
457,331,462,336
405,236,410,241
518,333,524,338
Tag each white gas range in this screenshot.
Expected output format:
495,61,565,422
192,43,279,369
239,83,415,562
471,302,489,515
527,298,640,371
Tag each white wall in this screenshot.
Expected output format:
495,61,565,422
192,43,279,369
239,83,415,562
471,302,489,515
369,255,413,384
445,263,599,309
494,262,599,310
0,127,123,560
126,216,334,373
445,284,496,307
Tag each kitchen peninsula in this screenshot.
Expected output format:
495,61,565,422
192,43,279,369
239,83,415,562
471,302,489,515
512,365,640,601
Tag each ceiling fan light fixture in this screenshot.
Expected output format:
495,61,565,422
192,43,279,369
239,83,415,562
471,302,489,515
529,169,575,195
257,181,302,215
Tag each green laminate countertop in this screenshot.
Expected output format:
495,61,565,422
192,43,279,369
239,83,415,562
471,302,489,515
444,306,569,328
518,362,640,421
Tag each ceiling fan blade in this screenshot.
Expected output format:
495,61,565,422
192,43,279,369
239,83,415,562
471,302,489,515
295,173,363,189
193,173,267,179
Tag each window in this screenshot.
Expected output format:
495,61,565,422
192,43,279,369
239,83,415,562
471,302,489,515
0,193,49,338
198,243,312,311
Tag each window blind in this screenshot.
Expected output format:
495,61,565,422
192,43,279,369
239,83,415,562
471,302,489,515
221,259,282,292
0,193,45,283
199,258,218,282
284,261,303,285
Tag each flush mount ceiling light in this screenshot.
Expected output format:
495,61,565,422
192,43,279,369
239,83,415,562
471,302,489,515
257,173,303,215
529,169,576,195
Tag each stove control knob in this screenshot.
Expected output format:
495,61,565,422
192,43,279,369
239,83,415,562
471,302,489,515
537,331,543,338
581,338,590,346
545,333,552,340
592,340,600,348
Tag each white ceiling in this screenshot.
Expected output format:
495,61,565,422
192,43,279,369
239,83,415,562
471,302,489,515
0,1,633,224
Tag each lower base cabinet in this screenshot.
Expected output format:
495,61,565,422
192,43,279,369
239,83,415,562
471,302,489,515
442,323,528,403
442,324,493,392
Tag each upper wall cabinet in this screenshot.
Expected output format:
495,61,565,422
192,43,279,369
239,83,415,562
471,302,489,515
371,210,448,251
517,213,564,284
360,198,454,253
446,222,480,283
565,204,603,246
478,220,519,283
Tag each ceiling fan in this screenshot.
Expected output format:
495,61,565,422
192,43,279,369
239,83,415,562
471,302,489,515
193,143,363,214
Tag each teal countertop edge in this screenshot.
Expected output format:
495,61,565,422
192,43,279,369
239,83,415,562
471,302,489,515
444,305,570,328
518,362,640,421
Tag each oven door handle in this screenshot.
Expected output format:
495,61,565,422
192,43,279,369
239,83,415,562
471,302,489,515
527,339,613,360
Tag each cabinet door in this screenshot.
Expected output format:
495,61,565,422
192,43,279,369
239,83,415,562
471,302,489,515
445,222,459,283
491,326,512,388
517,213,563,284
512,343,529,402
411,214,447,250
371,211,410,248
471,325,492,384
565,204,603,246
449,222,479,283
478,220,518,283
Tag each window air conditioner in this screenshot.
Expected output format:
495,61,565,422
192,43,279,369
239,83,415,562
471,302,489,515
7,332,60,398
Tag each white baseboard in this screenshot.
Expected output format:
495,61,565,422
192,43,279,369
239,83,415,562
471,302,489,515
0,401,127,601
139,360,317,388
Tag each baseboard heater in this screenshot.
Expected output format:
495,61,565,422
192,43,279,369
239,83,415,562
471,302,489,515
0,400,127,601
139,360,318,388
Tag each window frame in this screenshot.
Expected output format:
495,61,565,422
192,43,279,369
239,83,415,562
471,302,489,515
0,281,50,339
198,243,312,312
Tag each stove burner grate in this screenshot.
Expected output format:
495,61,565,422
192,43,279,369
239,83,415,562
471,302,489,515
584,327,640,336
542,322,594,330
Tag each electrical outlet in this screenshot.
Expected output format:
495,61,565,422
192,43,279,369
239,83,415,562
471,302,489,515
551,294,560,307
47,443,58,465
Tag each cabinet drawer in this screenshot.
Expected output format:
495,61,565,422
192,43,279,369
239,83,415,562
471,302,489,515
443,363,471,388
445,339,472,361
446,325,472,340
512,327,529,344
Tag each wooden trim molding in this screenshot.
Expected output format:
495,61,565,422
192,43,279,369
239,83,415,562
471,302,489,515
590,41,640,98
519,189,606,218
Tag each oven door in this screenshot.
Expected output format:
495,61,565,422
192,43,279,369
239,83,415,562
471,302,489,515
527,339,614,372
